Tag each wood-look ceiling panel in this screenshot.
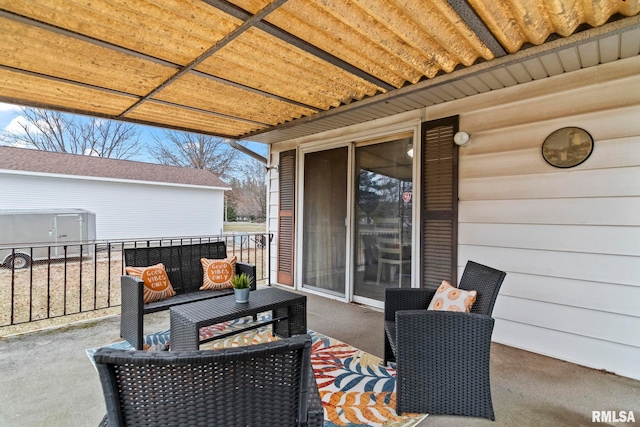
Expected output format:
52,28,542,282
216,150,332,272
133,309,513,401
153,73,315,126
467,0,640,53
0,69,137,115
0,0,242,66
197,29,381,110
126,102,265,136
0,0,637,140
233,0,495,88
0,17,175,96
243,0,417,87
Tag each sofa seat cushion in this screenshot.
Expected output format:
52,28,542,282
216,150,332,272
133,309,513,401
143,288,235,314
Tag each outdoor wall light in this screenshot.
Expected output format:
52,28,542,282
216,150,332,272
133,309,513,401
453,131,471,146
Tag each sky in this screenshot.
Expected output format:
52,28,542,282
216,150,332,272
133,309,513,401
0,102,268,163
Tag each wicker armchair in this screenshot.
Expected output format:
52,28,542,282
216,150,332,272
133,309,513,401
383,261,506,420
94,335,323,427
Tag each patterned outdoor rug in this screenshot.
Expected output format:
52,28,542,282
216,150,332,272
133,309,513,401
87,314,427,427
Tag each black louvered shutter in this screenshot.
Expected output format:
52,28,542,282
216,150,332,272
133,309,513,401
421,116,459,289
277,150,296,286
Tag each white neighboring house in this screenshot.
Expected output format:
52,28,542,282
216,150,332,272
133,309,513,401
0,146,230,240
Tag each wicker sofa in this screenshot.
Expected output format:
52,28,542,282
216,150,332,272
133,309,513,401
95,335,324,427
120,241,256,350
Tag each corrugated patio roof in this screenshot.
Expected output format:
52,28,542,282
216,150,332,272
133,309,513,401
0,0,638,143
0,145,230,188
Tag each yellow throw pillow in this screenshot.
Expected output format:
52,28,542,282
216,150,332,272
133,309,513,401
427,280,477,312
125,263,176,304
200,256,237,290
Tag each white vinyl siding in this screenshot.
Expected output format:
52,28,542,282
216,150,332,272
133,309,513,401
0,174,225,240
448,67,640,380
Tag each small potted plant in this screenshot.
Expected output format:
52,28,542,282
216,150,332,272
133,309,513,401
231,273,252,303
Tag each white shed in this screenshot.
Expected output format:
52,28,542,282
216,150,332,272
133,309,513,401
0,146,230,240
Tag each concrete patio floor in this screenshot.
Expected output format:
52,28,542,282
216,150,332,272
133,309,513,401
0,286,638,426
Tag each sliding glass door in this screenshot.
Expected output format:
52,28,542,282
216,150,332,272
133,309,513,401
298,133,414,304
353,137,413,302
300,146,349,297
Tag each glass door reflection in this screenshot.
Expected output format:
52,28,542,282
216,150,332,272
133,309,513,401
301,147,348,297
353,138,413,302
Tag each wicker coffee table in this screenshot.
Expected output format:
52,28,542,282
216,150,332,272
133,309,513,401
169,287,307,351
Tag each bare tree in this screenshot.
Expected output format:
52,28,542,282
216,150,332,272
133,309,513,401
151,130,265,220
0,108,141,159
227,160,267,222
150,130,239,179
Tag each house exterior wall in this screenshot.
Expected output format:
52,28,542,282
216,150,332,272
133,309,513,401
429,57,640,381
0,173,226,240
267,56,640,379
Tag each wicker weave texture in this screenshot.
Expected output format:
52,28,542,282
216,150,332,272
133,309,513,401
124,242,232,294
170,288,307,351
459,261,506,316
383,288,435,365
383,260,506,420
95,335,322,427
396,310,495,419
120,242,257,350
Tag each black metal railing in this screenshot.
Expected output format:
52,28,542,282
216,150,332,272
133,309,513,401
0,233,272,327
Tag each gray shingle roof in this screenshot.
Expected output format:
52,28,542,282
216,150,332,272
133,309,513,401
0,146,229,189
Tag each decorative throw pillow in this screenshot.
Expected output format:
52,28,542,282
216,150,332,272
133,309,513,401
427,280,477,312
200,256,237,290
125,263,176,304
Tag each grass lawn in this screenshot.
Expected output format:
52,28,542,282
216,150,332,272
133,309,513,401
223,222,266,233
